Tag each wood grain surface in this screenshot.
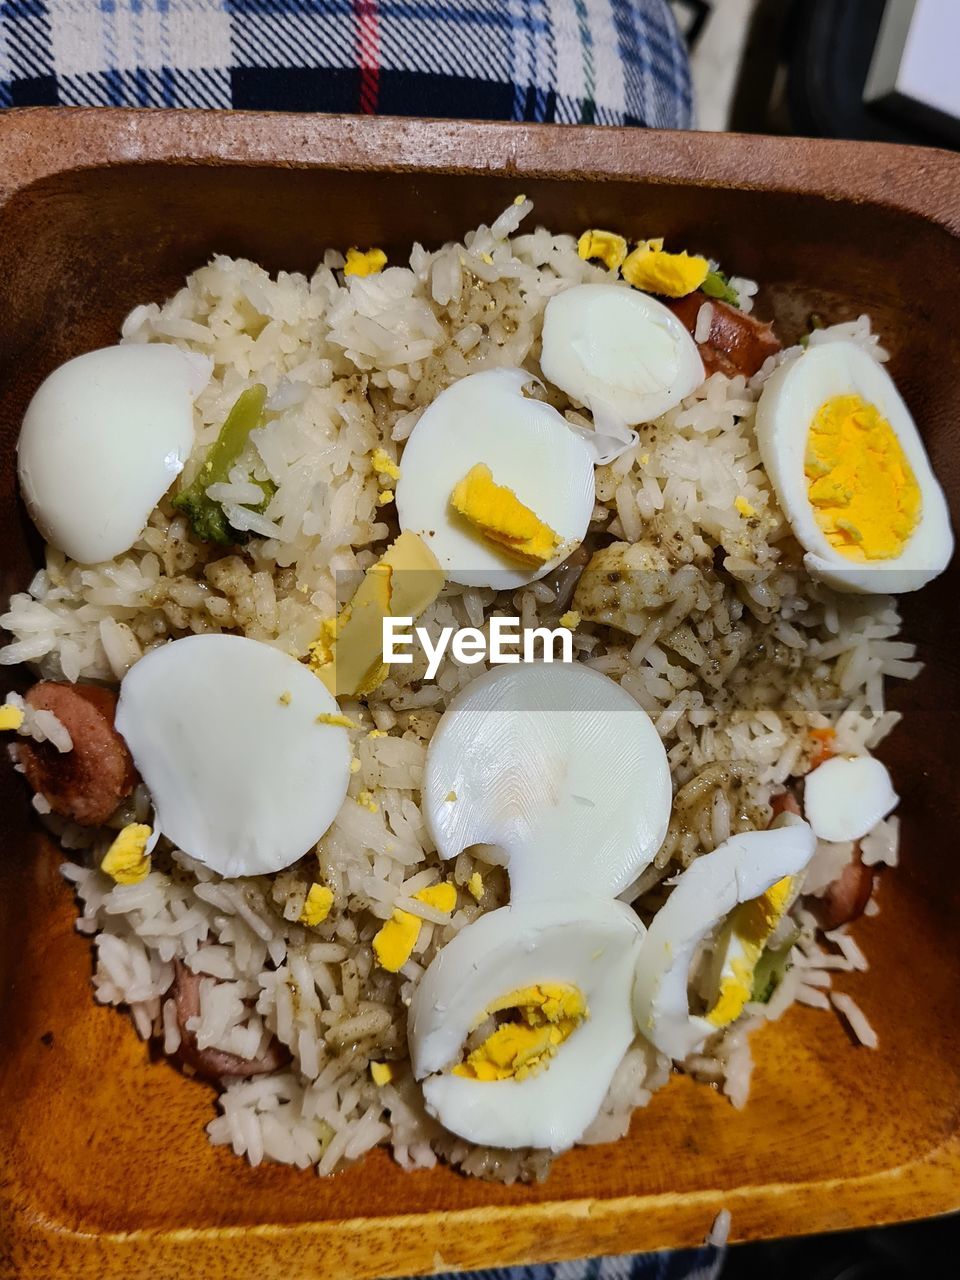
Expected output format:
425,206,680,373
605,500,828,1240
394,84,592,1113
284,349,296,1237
0,109,958,1280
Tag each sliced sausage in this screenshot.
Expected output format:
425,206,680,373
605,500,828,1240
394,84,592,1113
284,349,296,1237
19,682,138,825
770,784,874,926
770,787,802,819
814,847,875,930
170,959,290,1083
667,292,782,379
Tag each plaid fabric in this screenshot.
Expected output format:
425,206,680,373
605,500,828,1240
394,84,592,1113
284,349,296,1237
414,1245,726,1280
0,0,692,127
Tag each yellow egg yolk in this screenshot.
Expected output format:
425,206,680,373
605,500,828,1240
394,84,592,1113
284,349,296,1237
577,229,629,272
344,247,387,277
370,1061,394,1086
101,824,153,885
373,910,421,972
307,531,445,697
453,983,588,1082
450,463,562,566
805,395,921,561
706,875,795,1028
315,711,357,729
0,704,24,731
373,882,457,972
415,882,458,913
371,447,401,480
621,240,710,298
300,883,334,926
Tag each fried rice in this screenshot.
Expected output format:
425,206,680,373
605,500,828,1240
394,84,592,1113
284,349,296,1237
0,199,910,1181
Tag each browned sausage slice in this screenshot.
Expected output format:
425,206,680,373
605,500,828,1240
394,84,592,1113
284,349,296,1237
667,292,782,379
770,787,802,819
18,682,138,826
814,847,875,930
770,785,875,927
170,959,290,1083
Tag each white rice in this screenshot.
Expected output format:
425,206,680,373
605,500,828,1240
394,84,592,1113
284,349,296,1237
831,992,879,1049
1,201,907,1180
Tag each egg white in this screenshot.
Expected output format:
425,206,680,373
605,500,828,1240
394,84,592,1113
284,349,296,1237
395,368,596,589
422,662,672,903
17,343,212,564
409,897,643,1152
803,754,898,843
632,816,817,1061
755,340,953,592
540,283,705,429
116,634,352,878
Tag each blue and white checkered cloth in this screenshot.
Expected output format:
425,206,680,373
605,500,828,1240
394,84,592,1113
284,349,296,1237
410,1247,725,1280
0,0,692,127
0,3,710,1276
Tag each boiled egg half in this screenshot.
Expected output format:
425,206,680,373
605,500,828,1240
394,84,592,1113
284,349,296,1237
395,368,596,589
422,662,672,903
540,283,705,435
408,896,643,1151
756,341,953,592
116,634,351,877
803,753,898,843
17,343,212,564
632,815,816,1060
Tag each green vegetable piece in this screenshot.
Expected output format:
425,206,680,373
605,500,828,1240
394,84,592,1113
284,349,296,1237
750,925,801,1005
701,269,740,307
800,312,826,350
172,384,269,546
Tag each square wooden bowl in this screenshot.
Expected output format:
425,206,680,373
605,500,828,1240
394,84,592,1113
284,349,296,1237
0,110,958,1280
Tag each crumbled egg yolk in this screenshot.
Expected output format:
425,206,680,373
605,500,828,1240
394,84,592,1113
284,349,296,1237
315,711,357,729
356,789,378,812
300,883,334,927
307,617,338,670
371,447,401,481
344,247,387,277
453,983,588,1082
706,876,796,1028
558,610,580,630
377,490,394,506
373,911,421,972
621,238,710,298
416,882,457,913
734,496,756,518
370,1061,394,1086
373,882,457,972
467,870,484,901
101,824,153,885
805,395,921,561
577,229,629,273
0,704,24,731
450,463,562,566
308,531,445,697
367,728,387,739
